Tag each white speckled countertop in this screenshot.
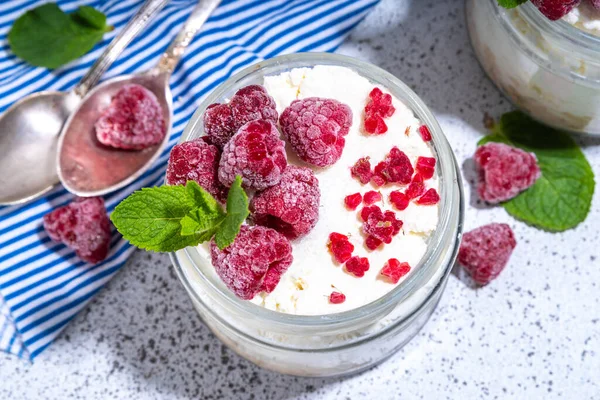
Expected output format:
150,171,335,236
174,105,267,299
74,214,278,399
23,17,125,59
1,1,599,398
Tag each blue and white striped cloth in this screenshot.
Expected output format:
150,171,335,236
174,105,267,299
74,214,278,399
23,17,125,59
0,0,378,361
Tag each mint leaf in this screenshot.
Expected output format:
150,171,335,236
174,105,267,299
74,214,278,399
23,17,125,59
185,181,224,217
479,111,595,232
180,209,225,236
497,0,528,8
214,176,250,250
8,3,110,69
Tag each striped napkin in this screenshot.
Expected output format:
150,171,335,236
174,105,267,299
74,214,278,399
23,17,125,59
0,0,378,361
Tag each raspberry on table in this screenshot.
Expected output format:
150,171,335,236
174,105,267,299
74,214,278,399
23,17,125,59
166,138,225,200
344,193,363,210
345,256,370,277
363,191,382,206
531,0,581,20
418,125,432,142
43,197,111,264
416,156,436,180
416,188,440,205
95,84,166,150
351,157,373,184
475,142,541,204
380,259,411,284
218,120,287,190
363,207,403,244
458,223,516,285
328,232,354,264
329,291,346,304
389,190,409,211
251,166,320,239
210,225,293,299
280,97,353,167
373,147,414,185
405,173,426,200
363,88,395,135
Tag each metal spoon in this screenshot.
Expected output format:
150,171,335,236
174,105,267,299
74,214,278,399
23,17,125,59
0,0,169,206
57,0,221,197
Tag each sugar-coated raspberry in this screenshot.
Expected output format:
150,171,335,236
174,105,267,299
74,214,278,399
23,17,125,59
390,191,409,211
166,138,225,199
416,156,436,180
329,291,346,304
363,88,395,135
405,174,426,200
328,232,354,264
531,0,581,20
280,97,353,167
344,193,363,210
210,225,293,299
95,84,166,150
218,120,287,190
203,103,236,148
458,223,516,285
363,191,382,205
418,125,432,142
43,197,111,264
360,205,381,222
373,147,414,185
251,166,320,239
345,256,370,277
416,188,440,205
363,208,403,244
380,259,411,284
365,235,383,251
351,157,373,184
475,143,541,204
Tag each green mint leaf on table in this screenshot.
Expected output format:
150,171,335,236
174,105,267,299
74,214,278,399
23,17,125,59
8,3,112,69
214,176,250,250
479,111,595,232
497,0,528,8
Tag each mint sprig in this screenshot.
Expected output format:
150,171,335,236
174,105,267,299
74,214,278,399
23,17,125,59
497,0,528,8
8,3,112,69
479,111,595,232
111,177,249,252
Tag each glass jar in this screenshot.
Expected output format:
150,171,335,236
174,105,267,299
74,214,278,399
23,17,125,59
466,0,600,135
170,53,464,377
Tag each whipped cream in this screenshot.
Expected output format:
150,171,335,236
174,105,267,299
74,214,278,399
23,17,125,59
196,66,439,315
564,1,600,36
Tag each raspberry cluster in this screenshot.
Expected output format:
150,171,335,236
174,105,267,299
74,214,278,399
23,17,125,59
328,233,354,264
363,88,395,135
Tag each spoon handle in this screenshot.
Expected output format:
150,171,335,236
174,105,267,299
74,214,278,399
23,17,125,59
74,0,170,97
155,0,221,76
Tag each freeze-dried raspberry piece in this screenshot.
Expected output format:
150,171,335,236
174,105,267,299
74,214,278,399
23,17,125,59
363,88,395,135
328,232,354,264
43,197,111,264
230,85,278,127
329,292,346,304
345,256,370,277
360,205,381,222
363,191,382,205
251,166,320,239
373,147,414,185
416,156,436,180
405,174,426,200
351,157,373,184
210,225,293,299
344,193,363,210
531,0,580,20
390,191,409,211
365,235,383,251
203,103,236,149
380,259,411,284
475,142,541,204
418,125,432,142
363,208,403,244
95,84,166,150
371,174,386,187
218,120,287,190
416,188,440,205
280,97,353,167
166,138,225,199
458,223,516,285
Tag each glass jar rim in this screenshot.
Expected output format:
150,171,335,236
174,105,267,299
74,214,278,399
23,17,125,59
174,53,463,329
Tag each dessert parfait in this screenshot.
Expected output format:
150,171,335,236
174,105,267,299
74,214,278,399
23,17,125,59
467,0,600,134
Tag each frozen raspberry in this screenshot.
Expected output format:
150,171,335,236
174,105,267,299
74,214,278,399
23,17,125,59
418,125,432,142
416,156,436,180
390,191,409,211
416,188,440,205
344,193,363,210
251,166,320,239
365,235,383,251
360,205,381,222
363,208,402,244
329,292,346,304
345,256,370,277
373,147,414,185
458,223,516,285
351,157,373,184
210,225,293,299
531,0,580,20
380,259,411,284
95,84,166,150
166,138,225,199
328,232,354,264
590,0,600,10
218,120,287,190
363,191,382,206
363,88,395,135
280,97,353,167
203,103,236,148
475,143,541,204
43,197,111,264
405,174,426,200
